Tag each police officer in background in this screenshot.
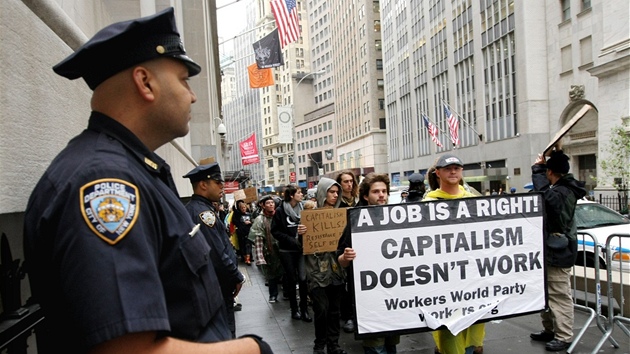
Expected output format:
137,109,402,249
184,163,246,339
23,8,271,354
405,173,426,203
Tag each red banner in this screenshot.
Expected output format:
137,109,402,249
240,133,260,165
224,181,240,193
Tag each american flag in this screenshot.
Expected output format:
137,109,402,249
443,104,460,146
270,0,301,48
422,113,443,147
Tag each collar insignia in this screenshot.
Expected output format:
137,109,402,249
200,211,216,227
80,179,139,245
144,157,158,170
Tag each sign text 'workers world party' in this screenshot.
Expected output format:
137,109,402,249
348,194,546,338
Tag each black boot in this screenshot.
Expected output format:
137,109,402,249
301,308,312,322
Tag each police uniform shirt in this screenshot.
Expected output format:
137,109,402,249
24,112,230,351
185,194,244,300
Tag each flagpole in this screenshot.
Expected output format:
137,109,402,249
219,20,277,46
442,99,483,142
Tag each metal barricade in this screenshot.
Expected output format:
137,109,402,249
592,233,630,352
569,231,616,353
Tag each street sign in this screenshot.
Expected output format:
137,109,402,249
289,171,296,182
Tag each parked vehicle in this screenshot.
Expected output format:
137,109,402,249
575,199,630,271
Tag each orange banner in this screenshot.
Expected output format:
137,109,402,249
248,63,274,88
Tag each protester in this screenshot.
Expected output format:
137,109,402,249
249,195,284,303
271,185,312,322
304,178,347,354
22,8,271,353
183,163,245,339
337,173,400,354
529,150,586,351
405,173,426,203
335,171,358,333
233,200,253,265
423,155,484,354
337,170,359,207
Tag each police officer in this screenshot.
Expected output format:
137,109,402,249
406,173,426,202
23,8,271,354
184,163,246,339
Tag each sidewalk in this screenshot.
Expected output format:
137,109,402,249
235,263,629,354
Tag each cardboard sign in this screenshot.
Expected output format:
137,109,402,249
301,208,347,254
243,187,258,204
349,194,546,338
543,104,592,156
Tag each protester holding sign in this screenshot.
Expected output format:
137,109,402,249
303,178,347,354
337,173,400,354
422,154,484,354
271,185,312,322
529,150,586,351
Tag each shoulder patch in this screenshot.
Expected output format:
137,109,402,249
199,211,216,227
80,179,140,245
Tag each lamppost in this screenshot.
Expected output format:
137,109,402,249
291,69,327,185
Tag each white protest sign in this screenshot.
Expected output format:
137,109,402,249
349,194,546,337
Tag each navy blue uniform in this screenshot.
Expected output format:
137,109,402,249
23,112,230,352
185,194,244,337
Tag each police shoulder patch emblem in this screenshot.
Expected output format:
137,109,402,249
80,179,140,245
199,211,216,227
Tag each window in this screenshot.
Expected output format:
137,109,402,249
561,0,571,21
580,36,592,66
561,45,572,73
581,0,591,11
376,59,383,70
375,40,382,51
374,20,381,32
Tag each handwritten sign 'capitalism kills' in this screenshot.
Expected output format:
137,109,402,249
301,208,347,255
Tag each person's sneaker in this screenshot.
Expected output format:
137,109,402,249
342,319,355,333
268,296,277,303
233,302,242,311
530,330,555,342
545,339,571,351
291,310,302,320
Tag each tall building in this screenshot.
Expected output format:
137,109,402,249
329,0,388,178
220,0,265,189
256,0,314,188
381,0,628,196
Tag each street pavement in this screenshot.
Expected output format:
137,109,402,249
235,263,629,354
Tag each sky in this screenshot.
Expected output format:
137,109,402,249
216,0,248,53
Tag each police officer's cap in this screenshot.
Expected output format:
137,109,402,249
183,163,224,183
53,7,201,90
408,173,424,185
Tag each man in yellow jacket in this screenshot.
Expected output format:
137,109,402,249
423,154,484,354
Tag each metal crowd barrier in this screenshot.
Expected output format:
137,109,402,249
569,231,615,353
592,233,630,352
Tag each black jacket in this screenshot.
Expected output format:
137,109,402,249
532,165,587,267
271,203,302,252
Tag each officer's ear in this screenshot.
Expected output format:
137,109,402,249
131,65,156,102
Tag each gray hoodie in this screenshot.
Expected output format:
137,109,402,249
316,177,341,209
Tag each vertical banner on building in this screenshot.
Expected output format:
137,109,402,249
278,106,293,144
240,133,260,165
